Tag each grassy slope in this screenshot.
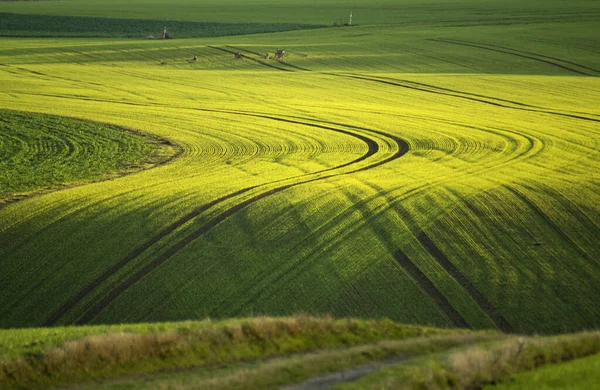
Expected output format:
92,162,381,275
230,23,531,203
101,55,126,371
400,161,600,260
484,352,600,390
0,1,598,334
0,109,176,202
1,0,597,25
0,317,596,390
0,13,323,38
0,316,480,389
337,331,600,390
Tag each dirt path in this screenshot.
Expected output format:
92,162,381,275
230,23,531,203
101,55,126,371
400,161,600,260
281,358,407,390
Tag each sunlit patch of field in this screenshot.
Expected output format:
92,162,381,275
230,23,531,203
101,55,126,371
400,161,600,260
0,1,599,335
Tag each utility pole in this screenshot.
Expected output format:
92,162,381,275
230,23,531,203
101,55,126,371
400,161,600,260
349,10,353,26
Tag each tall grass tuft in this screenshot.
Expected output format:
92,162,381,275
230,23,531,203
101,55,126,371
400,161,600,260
0,316,450,389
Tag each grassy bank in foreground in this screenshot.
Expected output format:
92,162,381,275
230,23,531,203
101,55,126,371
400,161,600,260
485,352,600,390
0,316,463,389
336,331,600,390
1,317,599,389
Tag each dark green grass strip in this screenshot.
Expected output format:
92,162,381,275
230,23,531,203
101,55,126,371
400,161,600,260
392,250,470,329
0,109,175,204
0,12,325,38
417,233,515,333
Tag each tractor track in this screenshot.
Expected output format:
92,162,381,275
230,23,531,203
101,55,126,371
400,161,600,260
73,123,408,325
228,117,548,321
226,46,263,56
44,112,407,325
428,38,596,76
41,186,257,326
20,65,590,327
15,75,600,127
342,187,472,328
503,184,597,265
334,73,600,123
392,249,469,328
416,233,515,333
434,38,600,74
44,115,379,325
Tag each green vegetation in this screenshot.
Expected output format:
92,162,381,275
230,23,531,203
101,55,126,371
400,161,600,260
0,109,177,203
0,0,596,26
0,0,598,338
336,331,600,389
485,352,600,390
0,316,476,389
0,13,323,38
2,316,598,389
88,333,500,390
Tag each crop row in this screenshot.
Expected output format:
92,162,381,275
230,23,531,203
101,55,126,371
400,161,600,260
0,20,598,333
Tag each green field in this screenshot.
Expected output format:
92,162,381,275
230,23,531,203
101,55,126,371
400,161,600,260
0,316,598,389
336,329,600,390
0,316,465,388
0,0,599,338
0,109,176,203
485,352,600,390
0,12,323,38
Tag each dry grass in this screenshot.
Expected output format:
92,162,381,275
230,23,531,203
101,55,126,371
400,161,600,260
0,315,450,389
85,332,502,390
446,332,600,388
337,331,600,389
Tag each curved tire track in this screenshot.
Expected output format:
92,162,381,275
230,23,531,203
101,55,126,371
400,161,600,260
434,38,600,74
45,115,378,326
335,73,600,124
73,123,408,324
45,113,406,325
428,38,595,76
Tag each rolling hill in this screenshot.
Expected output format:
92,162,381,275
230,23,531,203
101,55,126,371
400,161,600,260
0,0,598,336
